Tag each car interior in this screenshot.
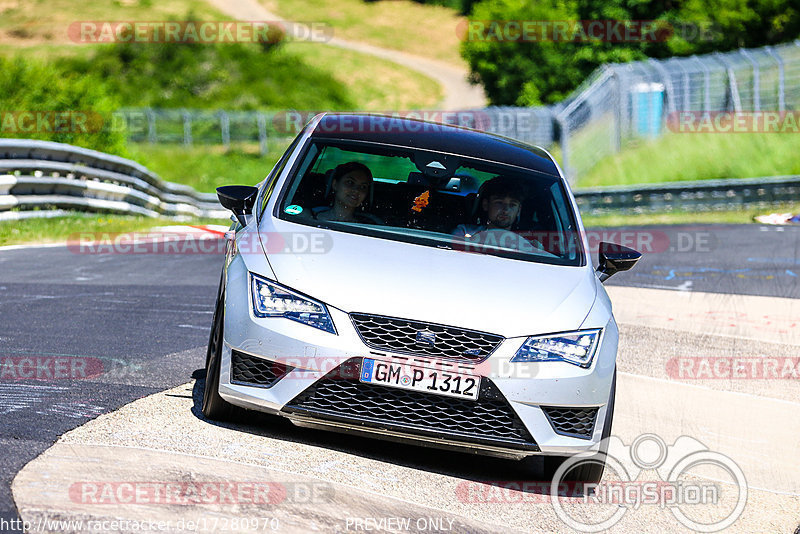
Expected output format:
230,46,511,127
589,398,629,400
280,143,579,260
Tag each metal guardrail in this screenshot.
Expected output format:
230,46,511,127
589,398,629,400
573,175,800,215
1,139,794,221
0,139,228,220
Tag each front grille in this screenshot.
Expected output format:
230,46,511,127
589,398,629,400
542,407,598,439
284,359,538,450
231,350,293,388
350,313,503,364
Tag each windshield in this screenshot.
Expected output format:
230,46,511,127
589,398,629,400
275,140,584,266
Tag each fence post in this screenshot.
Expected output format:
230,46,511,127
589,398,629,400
555,113,571,183
617,65,631,142
713,52,742,112
219,111,230,150
764,46,785,112
670,58,691,111
146,109,156,144
610,69,622,152
182,110,192,147
257,113,268,156
691,56,712,111
738,48,760,111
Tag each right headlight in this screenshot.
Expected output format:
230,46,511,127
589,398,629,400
510,329,601,368
250,273,336,334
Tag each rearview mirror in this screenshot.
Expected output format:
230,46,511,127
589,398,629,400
217,185,258,226
597,242,641,282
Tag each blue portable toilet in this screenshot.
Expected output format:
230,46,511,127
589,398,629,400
632,83,665,138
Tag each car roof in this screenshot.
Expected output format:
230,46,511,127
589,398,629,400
309,113,561,178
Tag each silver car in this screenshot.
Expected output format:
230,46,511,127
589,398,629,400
203,113,640,483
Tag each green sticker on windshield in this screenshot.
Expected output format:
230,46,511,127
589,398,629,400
284,205,303,215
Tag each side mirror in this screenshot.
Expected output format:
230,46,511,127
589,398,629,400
597,242,641,282
217,185,258,226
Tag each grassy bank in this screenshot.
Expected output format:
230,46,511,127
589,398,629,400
0,0,442,116
576,133,800,188
263,0,465,66
581,205,800,227
126,142,290,192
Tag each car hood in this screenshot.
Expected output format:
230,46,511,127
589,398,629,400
262,223,597,339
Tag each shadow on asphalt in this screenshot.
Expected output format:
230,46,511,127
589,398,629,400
187,372,579,499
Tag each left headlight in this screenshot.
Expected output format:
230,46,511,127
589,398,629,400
250,273,336,334
510,329,601,368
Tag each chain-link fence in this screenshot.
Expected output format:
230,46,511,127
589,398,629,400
554,39,800,182
117,40,800,184
114,107,556,156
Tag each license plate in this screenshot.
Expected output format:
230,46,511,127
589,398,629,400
359,358,480,401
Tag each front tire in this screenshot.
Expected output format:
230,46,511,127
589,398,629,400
201,288,236,421
543,370,617,485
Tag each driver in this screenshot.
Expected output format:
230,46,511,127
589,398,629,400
452,176,547,254
452,176,524,238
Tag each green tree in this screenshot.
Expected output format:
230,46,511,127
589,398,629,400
463,0,800,105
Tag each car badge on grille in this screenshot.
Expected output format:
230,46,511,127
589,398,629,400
415,329,436,346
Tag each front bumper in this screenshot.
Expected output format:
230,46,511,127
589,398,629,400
219,264,617,460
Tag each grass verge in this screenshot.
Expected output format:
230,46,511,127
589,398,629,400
0,0,223,46
0,214,228,247
4,204,796,247
282,41,443,111
263,0,465,66
0,1,442,114
577,133,800,188
126,141,291,192
582,205,800,227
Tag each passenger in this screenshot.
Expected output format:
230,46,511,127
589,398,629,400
313,162,382,224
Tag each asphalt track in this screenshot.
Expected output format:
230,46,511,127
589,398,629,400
1,223,799,532
601,223,800,298
0,248,222,530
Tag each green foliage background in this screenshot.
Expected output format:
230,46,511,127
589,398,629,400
0,56,128,155
0,18,355,155
462,0,800,105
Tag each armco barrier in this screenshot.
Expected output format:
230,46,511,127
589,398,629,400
0,139,228,220
573,175,800,215
1,139,794,221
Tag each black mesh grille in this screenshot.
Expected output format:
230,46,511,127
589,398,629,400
231,351,293,388
284,359,538,450
542,407,598,439
349,313,503,364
